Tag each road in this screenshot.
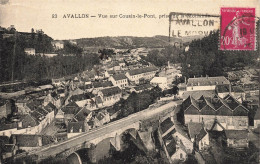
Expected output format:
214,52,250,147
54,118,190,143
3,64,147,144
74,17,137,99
17,101,178,159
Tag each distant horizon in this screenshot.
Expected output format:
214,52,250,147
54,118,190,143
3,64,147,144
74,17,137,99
0,0,258,40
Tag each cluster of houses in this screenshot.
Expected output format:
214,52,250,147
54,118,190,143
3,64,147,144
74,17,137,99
158,75,259,163
0,48,165,161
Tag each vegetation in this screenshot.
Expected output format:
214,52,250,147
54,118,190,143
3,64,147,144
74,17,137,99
0,30,100,83
115,86,163,118
181,30,258,78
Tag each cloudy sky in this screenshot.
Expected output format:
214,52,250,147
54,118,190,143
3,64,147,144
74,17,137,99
0,0,258,39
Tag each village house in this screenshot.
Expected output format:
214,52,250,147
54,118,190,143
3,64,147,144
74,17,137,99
67,121,89,138
104,70,116,78
186,76,230,91
125,66,157,84
73,106,93,122
170,141,188,162
43,92,61,109
98,86,122,107
51,40,64,50
150,77,168,90
224,130,249,148
1,144,16,160
92,81,113,94
60,102,81,124
216,84,245,103
24,48,35,55
109,74,128,89
130,84,153,93
187,122,209,150
0,99,12,119
183,94,249,130
254,108,260,128
11,134,55,151
93,111,111,127
69,93,95,108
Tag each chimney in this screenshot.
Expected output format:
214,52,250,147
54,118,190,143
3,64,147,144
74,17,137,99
38,136,42,146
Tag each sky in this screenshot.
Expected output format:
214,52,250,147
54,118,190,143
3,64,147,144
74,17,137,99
0,0,259,40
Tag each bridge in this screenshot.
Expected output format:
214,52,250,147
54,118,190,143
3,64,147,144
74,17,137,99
14,101,178,163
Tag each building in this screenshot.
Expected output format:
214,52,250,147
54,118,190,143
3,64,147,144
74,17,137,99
11,134,54,151
67,121,89,138
254,108,260,128
109,74,128,89
125,66,157,84
183,94,249,130
150,77,168,90
216,84,245,103
0,99,12,119
51,40,64,50
98,86,122,106
130,84,153,93
186,76,230,91
187,122,209,150
225,130,248,148
24,48,35,55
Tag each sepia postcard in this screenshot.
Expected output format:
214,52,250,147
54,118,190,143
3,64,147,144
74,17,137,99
0,0,259,163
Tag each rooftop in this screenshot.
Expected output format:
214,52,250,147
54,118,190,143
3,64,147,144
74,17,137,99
128,66,157,76
112,74,127,81
225,130,248,139
187,76,230,87
100,86,121,97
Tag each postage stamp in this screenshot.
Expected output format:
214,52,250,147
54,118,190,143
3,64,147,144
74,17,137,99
220,7,256,50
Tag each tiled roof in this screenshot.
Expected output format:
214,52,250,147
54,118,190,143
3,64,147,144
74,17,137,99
12,134,41,147
128,66,157,76
187,76,230,87
100,86,121,97
70,93,94,102
216,84,245,93
160,117,174,134
183,94,248,116
196,128,207,142
67,121,85,133
187,122,203,139
182,90,216,100
0,123,17,131
225,130,248,139
166,139,176,156
93,81,113,88
74,106,92,121
61,102,80,115
112,74,127,81
19,114,38,129
2,144,15,153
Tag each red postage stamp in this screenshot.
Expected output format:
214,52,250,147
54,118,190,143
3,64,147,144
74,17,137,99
220,7,256,50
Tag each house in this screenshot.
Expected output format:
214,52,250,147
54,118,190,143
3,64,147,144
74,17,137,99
98,86,122,106
51,40,64,50
224,130,248,148
11,134,55,151
177,83,187,97
93,111,110,127
150,77,168,90
172,126,194,153
74,106,93,122
0,123,18,137
67,121,89,138
0,99,12,119
186,76,230,91
92,81,113,94
216,84,245,102
69,93,95,108
187,122,209,150
182,90,216,100
104,70,116,78
43,93,61,109
170,141,188,162
183,94,249,130
24,48,35,55
125,66,157,84
16,114,39,134
254,108,260,128
130,84,153,93
61,102,81,124
1,144,16,159
109,74,128,89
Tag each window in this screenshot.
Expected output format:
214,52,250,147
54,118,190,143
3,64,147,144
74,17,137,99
180,153,183,159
